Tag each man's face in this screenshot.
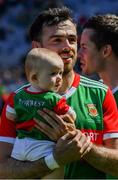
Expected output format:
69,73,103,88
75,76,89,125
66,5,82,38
38,20,77,74
78,28,104,75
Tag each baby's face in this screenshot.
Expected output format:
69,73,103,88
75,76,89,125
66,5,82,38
37,62,64,92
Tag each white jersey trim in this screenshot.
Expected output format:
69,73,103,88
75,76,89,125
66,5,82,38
0,136,15,144
62,87,76,99
6,105,16,114
103,133,118,140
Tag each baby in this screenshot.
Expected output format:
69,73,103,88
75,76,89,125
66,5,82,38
6,48,76,179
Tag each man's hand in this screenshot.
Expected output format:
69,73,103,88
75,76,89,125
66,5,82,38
54,130,92,166
34,109,92,166
34,109,76,141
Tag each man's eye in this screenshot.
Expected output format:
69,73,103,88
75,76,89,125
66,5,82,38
82,46,87,50
53,38,62,42
69,37,76,43
80,45,86,50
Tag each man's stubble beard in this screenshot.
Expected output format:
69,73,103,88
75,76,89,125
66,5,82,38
63,59,76,75
63,65,74,76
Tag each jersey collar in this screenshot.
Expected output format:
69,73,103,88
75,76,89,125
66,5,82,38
62,73,80,99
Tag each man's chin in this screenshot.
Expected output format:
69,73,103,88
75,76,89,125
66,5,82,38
63,66,73,75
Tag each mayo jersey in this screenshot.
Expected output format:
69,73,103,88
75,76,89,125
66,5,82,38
64,75,118,179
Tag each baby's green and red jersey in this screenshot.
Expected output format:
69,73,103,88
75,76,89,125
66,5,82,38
0,73,118,179
5,87,72,140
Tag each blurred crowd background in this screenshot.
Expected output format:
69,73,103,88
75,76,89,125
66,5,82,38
0,0,118,113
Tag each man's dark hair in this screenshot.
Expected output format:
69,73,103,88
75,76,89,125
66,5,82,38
29,6,75,42
84,14,118,56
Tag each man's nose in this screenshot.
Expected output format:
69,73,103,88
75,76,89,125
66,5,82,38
77,51,81,59
77,48,82,58
62,39,71,50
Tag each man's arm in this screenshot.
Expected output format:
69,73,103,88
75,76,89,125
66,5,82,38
84,139,118,177
52,130,118,177
55,135,118,177
0,142,51,178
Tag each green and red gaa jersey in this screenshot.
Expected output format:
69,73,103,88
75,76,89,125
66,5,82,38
0,73,118,179
6,86,71,140
64,75,118,179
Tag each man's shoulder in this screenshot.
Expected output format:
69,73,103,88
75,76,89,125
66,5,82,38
79,75,108,92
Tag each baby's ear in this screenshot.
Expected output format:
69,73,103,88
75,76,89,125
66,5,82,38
30,72,38,84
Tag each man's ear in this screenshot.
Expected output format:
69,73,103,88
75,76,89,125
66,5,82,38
102,45,112,57
32,41,41,48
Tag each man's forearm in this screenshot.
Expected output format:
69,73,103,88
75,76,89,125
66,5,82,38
0,157,51,178
84,144,118,177
0,142,51,178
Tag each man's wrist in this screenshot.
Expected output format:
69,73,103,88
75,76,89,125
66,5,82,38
79,137,93,161
83,142,95,160
44,153,60,170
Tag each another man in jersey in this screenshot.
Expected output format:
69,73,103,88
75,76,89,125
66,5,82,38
78,14,118,177
79,14,118,107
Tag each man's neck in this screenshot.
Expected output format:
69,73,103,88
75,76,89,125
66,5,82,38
58,70,75,94
99,60,118,90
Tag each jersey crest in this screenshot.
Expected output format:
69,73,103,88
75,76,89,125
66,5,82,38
86,104,98,117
